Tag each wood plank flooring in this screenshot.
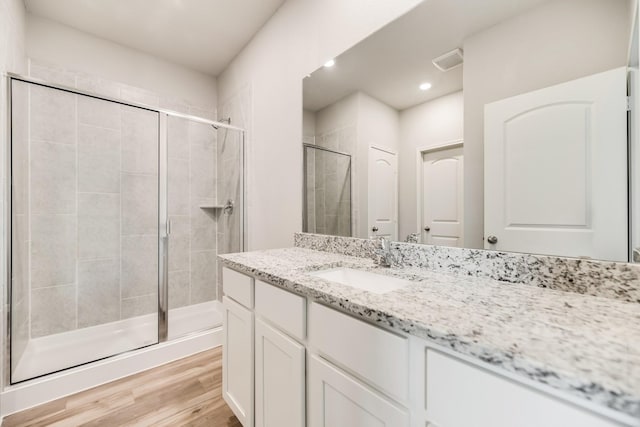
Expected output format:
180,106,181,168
2,347,242,427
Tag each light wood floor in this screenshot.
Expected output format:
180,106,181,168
2,347,241,427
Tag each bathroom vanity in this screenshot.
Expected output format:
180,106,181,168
219,234,639,427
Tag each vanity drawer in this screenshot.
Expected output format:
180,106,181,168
255,280,306,341
309,302,409,403
223,267,254,308
425,350,620,427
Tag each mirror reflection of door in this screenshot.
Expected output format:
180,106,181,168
301,0,634,261
368,146,398,240
484,67,627,261
421,145,464,247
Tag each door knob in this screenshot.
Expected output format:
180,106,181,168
487,235,498,244
424,227,430,232
372,226,379,232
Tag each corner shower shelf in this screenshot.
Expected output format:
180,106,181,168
200,199,234,214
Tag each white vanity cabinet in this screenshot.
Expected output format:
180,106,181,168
222,296,254,427
422,350,621,427
308,354,410,427
222,267,256,427
255,318,305,427
254,279,307,427
221,266,630,427
307,302,411,426
222,267,307,427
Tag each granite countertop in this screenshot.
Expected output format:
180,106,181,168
219,247,640,420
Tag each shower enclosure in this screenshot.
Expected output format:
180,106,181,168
7,74,245,384
303,143,352,237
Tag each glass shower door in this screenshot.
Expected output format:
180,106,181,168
166,115,218,338
10,79,160,383
303,144,352,237
166,116,244,339
217,126,245,255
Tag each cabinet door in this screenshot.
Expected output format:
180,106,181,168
425,350,620,427
309,302,409,403
308,355,409,427
255,319,305,427
223,296,254,427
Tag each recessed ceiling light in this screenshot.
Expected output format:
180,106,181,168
419,82,432,91
324,59,335,68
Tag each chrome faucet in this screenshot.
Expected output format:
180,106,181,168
372,236,397,268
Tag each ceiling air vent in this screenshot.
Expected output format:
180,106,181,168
432,48,464,72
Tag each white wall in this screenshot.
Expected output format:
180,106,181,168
357,92,399,153
398,91,463,241
218,0,422,250
315,93,359,135
463,0,631,248
0,0,27,399
26,15,217,110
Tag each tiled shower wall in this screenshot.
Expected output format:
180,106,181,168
304,146,351,237
167,115,218,309
12,60,222,344
305,147,316,231
218,83,251,254
15,78,160,338
305,123,355,237
11,80,29,368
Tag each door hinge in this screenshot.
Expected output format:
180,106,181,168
627,96,632,112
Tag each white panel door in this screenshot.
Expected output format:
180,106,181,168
255,319,305,427
422,147,464,246
368,146,398,240
222,296,254,427
484,67,627,261
308,355,409,427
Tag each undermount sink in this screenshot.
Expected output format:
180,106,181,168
307,267,411,294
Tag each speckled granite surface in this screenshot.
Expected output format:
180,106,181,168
295,233,640,304
219,247,640,420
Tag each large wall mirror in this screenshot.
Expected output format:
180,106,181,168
302,0,639,262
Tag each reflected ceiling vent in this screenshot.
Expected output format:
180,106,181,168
432,48,464,72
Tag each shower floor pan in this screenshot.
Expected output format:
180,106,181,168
12,301,221,383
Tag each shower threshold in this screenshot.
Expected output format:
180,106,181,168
12,301,221,383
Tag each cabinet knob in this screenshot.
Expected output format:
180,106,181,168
487,235,498,244
424,227,430,232
372,226,379,232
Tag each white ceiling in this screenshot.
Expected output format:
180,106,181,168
24,0,286,76
303,0,556,112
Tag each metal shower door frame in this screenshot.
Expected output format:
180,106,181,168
302,143,353,236
4,72,246,386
